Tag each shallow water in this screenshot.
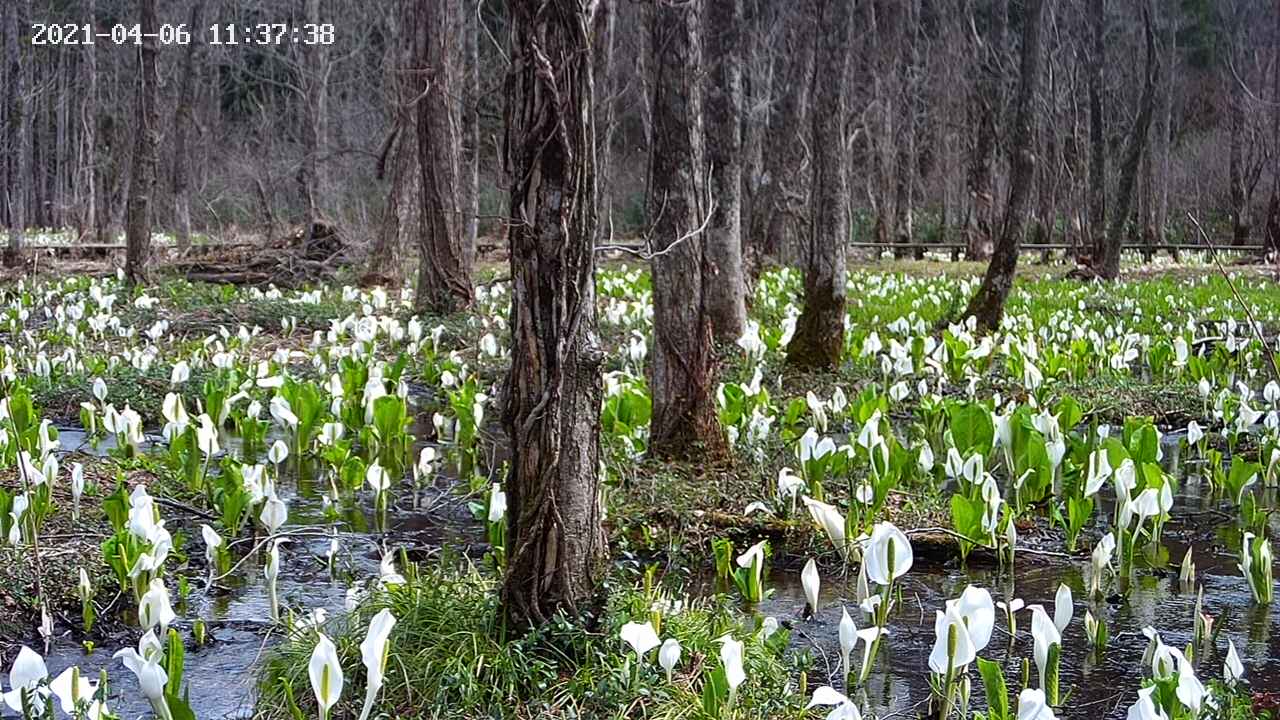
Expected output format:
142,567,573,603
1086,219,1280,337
29,423,479,719
759,446,1280,719
16,427,1280,719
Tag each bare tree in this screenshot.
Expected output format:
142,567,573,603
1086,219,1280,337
125,0,161,285
173,0,207,253
1087,0,1107,258
963,0,1046,331
965,0,1006,261
414,0,473,313
1096,3,1158,279
500,0,606,629
703,0,747,342
459,0,481,263
3,0,26,266
787,0,851,368
648,0,725,459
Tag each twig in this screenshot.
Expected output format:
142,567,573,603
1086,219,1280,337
155,495,217,520
1186,211,1280,383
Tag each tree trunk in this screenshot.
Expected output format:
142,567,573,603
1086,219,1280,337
750,10,811,273
1087,0,1106,259
459,0,480,264
740,0,770,275
84,0,99,244
894,0,922,260
3,0,26,266
368,9,416,283
1267,2,1280,255
592,0,616,239
414,0,473,313
963,0,1045,331
1156,9,1175,254
301,0,329,240
648,0,725,460
500,0,606,631
125,0,160,285
787,0,851,368
1229,74,1248,245
965,0,1005,261
1097,5,1158,280
703,0,747,342
173,0,206,254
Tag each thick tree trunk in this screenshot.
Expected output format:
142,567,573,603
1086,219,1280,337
787,0,851,369
125,0,160,285
414,0,473,313
500,0,606,631
173,0,206,254
963,0,1045,331
648,0,725,459
1087,0,1106,258
703,0,747,342
740,0,770,273
1097,5,1158,280
3,0,26,266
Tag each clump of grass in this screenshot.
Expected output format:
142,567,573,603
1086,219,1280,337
258,557,808,720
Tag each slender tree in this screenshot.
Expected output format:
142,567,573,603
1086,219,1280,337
172,0,207,253
1097,3,1158,280
703,0,747,342
1087,0,1107,259
786,0,852,368
501,0,606,629
459,0,481,264
962,0,1046,331
125,0,160,285
648,0,725,459
3,0,26,267
414,0,473,313
965,0,1006,261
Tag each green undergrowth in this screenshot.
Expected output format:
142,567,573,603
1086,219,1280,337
258,558,808,720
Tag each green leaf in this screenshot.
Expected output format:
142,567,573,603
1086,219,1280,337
977,657,1010,720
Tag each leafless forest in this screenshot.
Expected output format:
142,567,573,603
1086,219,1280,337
4,0,1280,285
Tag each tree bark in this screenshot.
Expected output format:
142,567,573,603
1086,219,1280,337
172,0,207,254
965,0,1006,261
1087,0,1106,258
750,9,812,273
84,0,99,244
963,0,1045,331
894,0,922,260
125,0,160,285
3,0,26,266
1156,8,1175,253
414,0,473,313
1267,1,1280,254
367,8,417,283
1228,72,1248,245
1097,4,1158,280
703,0,747,342
500,0,606,631
300,0,329,240
787,0,851,369
648,0,725,460
592,0,616,238
459,0,481,264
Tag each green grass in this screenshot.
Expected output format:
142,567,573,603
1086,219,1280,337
258,558,809,720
